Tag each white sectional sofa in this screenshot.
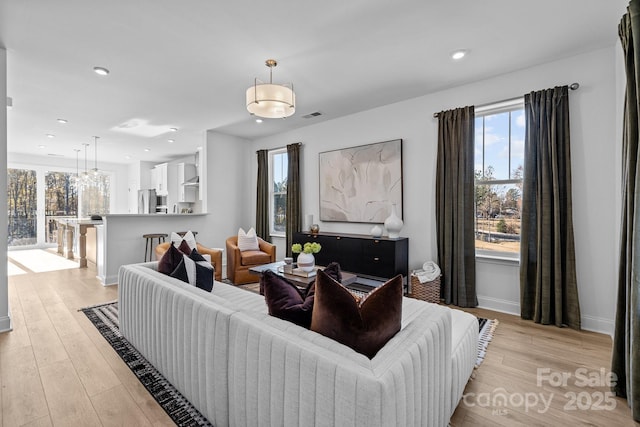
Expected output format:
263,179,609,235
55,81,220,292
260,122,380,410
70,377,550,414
118,262,478,427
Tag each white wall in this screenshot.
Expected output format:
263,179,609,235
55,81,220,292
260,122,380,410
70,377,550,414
0,47,10,332
203,131,252,252
247,46,620,335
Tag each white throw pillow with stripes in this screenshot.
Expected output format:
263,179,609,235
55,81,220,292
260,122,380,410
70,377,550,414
237,227,260,252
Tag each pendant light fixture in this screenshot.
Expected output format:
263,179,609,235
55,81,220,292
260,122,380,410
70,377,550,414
73,149,80,183
82,143,90,182
246,59,295,119
91,136,100,176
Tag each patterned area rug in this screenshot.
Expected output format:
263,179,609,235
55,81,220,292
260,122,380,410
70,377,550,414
81,302,213,427
476,317,498,368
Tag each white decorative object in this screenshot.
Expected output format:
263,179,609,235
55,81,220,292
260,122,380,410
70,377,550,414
297,252,315,272
370,224,383,238
384,203,403,238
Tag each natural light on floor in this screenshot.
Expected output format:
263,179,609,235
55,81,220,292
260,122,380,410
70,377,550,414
7,248,79,274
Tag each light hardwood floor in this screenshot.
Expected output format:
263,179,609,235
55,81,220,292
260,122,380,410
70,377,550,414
1,257,638,426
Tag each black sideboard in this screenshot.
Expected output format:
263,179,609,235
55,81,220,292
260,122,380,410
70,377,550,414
293,231,409,290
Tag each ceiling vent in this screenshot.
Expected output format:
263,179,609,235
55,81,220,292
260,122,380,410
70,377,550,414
302,111,322,119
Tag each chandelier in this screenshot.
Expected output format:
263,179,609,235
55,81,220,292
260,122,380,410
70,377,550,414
246,59,295,119
91,136,100,176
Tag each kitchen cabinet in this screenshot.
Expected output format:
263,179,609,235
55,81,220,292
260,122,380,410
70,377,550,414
177,163,196,203
154,163,168,196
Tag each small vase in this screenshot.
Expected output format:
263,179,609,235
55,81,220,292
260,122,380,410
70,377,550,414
384,203,403,239
297,252,315,272
370,224,383,238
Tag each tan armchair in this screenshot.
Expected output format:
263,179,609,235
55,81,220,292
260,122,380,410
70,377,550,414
226,236,276,285
155,242,222,282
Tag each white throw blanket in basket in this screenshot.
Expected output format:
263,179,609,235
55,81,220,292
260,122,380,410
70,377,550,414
413,261,441,283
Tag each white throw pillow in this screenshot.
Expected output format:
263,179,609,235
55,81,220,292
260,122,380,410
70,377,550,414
237,227,259,252
171,231,197,252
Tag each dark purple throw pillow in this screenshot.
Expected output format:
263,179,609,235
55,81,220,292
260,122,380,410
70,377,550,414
310,270,403,359
158,243,183,275
262,270,314,328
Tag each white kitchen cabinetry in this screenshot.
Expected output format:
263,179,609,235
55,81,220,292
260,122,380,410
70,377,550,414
177,163,196,203
154,163,168,196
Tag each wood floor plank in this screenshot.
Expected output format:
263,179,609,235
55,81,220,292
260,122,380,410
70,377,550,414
0,345,49,426
25,318,68,368
44,301,84,338
20,415,53,427
91,384,152,426
60,331,122,397
39,359,102,427
0,283,32,354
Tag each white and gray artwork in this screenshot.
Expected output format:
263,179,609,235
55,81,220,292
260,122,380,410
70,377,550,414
319,139,403,223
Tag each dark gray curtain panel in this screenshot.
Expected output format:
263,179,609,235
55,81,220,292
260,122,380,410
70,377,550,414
613,2,640,421
436,106,478,307
256,149,270,242
285,143,302,257
519,86,581,330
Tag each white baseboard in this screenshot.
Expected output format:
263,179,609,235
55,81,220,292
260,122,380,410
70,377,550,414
477,295,614,337
581,315,615,337
477,295,520,316
100,274,118,286
0,314,12,333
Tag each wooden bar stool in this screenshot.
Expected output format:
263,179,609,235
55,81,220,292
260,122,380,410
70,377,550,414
143,233,168,262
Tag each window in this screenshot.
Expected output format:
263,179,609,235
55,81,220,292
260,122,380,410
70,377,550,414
7,168,38,246
45,171,78,243
79,173,110,218
269,149,288,237
474,101,525,259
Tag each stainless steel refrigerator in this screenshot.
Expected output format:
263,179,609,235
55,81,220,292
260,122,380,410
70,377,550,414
138,189,157,214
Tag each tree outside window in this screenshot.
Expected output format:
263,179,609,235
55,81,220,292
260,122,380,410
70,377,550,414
270,150,288,236
474,105,524,258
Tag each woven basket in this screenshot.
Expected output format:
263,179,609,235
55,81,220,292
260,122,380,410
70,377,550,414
408,273,441,303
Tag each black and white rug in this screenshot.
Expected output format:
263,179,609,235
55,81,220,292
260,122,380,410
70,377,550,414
476,317,498,367
81,302,213,427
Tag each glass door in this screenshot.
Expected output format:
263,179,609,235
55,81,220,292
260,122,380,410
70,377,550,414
7,168,38,247
45,171,78,244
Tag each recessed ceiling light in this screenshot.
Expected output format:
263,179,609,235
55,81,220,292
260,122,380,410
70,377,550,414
57,118,67,124
168,139,175,143
124,155,131,160
255,118,263,123
169,127,178,132
196,146,203,150
93,66,110,76
451,50,467,60
46,134,55,138
38,145,46,149
144,148,150,152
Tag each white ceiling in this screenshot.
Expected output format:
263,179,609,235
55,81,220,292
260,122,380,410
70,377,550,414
0,0,626,165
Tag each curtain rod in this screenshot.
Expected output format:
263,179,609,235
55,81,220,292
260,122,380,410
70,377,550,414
256,142,302,154
432,82,580,118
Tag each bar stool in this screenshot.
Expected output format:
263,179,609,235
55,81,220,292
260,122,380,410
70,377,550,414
143,233,168,262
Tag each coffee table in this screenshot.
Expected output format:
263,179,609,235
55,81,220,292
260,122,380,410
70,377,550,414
249,261,357,289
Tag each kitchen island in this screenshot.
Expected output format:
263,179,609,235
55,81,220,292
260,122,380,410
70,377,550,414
96,213,211,285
